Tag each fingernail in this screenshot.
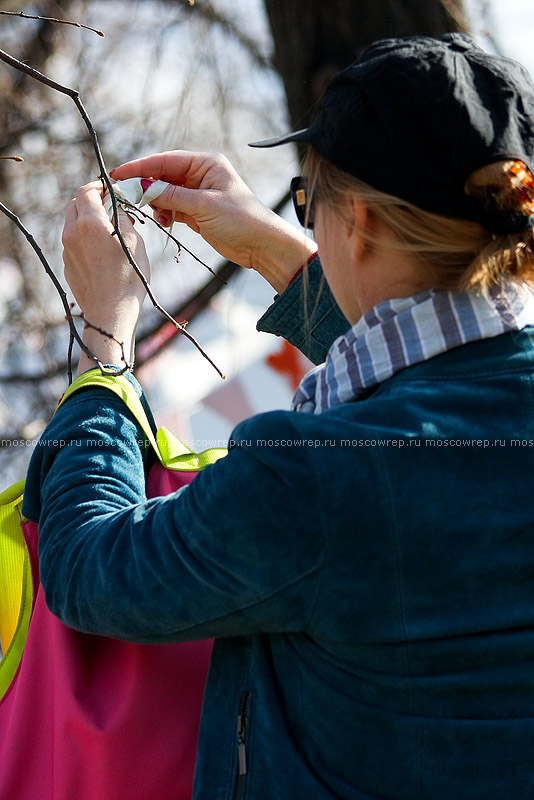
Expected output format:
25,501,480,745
140,178,154,192
109,168,117,177
157,214,169,226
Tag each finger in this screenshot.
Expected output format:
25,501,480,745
75,182,106,209
146,183,210,220
110,150,198,185
150,206,196,229
74,183,114,227
76,179,104,198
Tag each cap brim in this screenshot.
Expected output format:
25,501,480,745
248,128,311,148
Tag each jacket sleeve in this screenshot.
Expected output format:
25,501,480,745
22,390,324,643
256,254,350,365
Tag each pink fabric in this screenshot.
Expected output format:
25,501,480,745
145,462,197,496
0,464,212,800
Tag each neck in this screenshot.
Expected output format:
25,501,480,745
344,247,436,325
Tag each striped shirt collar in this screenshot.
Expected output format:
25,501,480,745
291,280,534,414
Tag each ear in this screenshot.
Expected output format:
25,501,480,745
346,194,371,264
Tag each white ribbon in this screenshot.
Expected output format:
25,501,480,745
103,178,169,218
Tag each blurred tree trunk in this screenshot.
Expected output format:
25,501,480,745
264,0,469,132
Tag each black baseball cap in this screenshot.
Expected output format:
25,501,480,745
250,34,534,232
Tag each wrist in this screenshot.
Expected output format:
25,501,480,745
77,328,136,376
251,215,317,294
286,249,319,287
76,303,140,376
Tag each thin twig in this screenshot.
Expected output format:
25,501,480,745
136,188,291,363
0,46,112,196
0,188,293,382
0,46,225,379
122,200,226,284
67,331,75,385
0,10,104,37
75,313,131,372
107,202,225,377
0,200,120,376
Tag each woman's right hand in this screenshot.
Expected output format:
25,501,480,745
110,151,317,293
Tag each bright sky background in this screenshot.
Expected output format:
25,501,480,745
469,0,534,73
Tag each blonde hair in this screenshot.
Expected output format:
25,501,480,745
302,147,534,290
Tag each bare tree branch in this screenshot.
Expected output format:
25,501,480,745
135,187,292,364
0,10,104,37
0,44,225,378
0,199,110,382
122,200,226,284
0,186,292,382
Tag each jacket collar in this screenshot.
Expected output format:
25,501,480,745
292,281,534,414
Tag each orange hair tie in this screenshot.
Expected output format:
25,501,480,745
507,160,534,212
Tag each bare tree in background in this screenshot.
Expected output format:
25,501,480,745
0,0,470,479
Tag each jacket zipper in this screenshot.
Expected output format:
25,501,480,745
235,691,250,800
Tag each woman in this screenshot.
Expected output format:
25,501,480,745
23,34,534,798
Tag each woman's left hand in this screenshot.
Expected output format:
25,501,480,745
62,181,151,373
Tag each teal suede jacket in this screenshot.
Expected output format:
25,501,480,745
23,258,534,799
